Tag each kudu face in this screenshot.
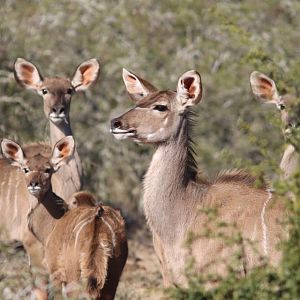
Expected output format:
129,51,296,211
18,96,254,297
14,58,100,125
111,69,202,143
250,71,300,136
1,137,75,198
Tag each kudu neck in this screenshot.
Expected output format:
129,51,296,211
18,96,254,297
280,143,299,179
50,118,73,145
41,187,68,219
144,113,199,242
49,116,83,199
155,113,198,185
28,187,68,245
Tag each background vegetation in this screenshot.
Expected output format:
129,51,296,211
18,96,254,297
0,0,299,299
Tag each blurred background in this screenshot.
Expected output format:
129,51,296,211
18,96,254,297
1,0,300,299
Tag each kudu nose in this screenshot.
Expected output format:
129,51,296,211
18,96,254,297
52,106,65,115
111,118,123,130
29,181,39,188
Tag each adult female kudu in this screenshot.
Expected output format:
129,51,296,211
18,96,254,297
0,58,99,298
1,136,128,300
110,69,286,286
250,71,299,179
14,57,100,198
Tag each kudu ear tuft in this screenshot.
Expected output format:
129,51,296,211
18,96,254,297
1,139,25,166
176,70,202,112
71,58,100,91
122,68,157,101
14,58,43,90
51,136,75,170
250,71,280,103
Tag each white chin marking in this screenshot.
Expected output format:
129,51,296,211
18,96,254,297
134,139,143,144
112,128,132,134
146,133,156,139
50,117,63,124
113,133,134,140
28,187,41,195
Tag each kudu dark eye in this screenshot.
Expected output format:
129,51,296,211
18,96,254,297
278,104,286,110
45,167,52,174
66,88,73,95
153,105,168,112
23,167,30,174
41,89,48,95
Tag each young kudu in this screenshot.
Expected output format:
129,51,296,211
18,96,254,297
1,137,128,300
250,71,299,179
110,69,286,286
0,58,99,298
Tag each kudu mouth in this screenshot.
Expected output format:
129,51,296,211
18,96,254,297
49,112,67,124
27,185,42,195
110,128,137,140
110,117,136,140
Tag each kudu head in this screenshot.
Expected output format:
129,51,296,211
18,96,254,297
14,58,100,126
250,71,300,137
1,136,75,199
111,69,202,143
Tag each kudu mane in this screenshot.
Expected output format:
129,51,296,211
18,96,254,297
177,111,264,190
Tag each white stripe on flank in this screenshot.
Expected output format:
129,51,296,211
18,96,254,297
72,213,93,232
261,189,272,255
0,181,5,195
102,217,116,248
4,173,13,217
0,181,5,210
12,179,20,224
74,216,95,249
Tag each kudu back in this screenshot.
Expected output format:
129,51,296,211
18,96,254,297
110,68,286,286
1,136,128,300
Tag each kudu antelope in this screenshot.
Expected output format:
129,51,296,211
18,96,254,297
14,57,100,198
1,137,128,300
250,71,299,179
0,59,99,297
110,69,286,286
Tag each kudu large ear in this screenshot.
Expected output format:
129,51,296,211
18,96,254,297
51,136,75,170
1,139,26,167
250,71,280,104
14,58,43,90
176,70,202,112
71,58,100,92
122,68,157,101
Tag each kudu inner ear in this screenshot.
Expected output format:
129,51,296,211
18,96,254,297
1,139,25,166
51,136,75,170
14,58,43,90
250,71,279,103
176,70,202,111
71,58,100,91
122,68,157,101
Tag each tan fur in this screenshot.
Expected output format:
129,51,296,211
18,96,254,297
14,58,100,200
112,69,287,286
280,144,299,179
214,169,260,187
2,139,127,299
0,59,99,297
45,205,127,299
68,191,98,209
